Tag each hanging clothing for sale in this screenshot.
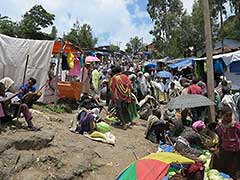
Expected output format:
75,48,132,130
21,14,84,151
79,54,85,67
214,59,223,75
62,54,70,70
204,62,207,73
92,69,101,92
69,57,81,77
67,52,74,69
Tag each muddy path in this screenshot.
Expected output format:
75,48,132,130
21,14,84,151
0,109,157,180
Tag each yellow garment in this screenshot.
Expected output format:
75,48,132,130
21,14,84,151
67,53,74,69
159,91,165,102
89,131,106,140
204,62,207,72
92,69,100,92
142,152,194,164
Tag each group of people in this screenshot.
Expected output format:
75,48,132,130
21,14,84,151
1,58,240,179
79,60,240,179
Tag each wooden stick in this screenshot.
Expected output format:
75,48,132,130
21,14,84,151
133,152,138,160
16,54,30,121
54,39,63,106
22,55,29,86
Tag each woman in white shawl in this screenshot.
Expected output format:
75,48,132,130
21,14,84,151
137,72,148,99
0,77,14,92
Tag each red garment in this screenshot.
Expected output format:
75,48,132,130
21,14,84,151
216,121,240,152
187,161,204,174
110,73,132,103
188,84,202,95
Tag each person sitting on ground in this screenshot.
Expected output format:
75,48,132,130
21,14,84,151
174,126,208,160
18,77,41,107
0,77,15,92
0,83,38,131
210,105,240,179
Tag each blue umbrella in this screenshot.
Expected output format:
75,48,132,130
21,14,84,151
157,70,173,78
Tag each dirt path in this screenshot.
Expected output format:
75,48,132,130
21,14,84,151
0,109,157,180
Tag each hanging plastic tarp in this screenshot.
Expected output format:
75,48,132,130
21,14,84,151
0,34,54,101
144,62,157,68
52,41,80,54
168,58,193,71
194,50,240,66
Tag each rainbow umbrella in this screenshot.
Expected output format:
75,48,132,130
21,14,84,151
116,152,194,180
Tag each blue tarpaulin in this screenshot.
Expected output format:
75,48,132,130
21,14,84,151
144,62,157,68
168,58,193,71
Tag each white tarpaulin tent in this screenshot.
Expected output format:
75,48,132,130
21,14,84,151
195,50,240,90
194,50,240,66
0,34,54,101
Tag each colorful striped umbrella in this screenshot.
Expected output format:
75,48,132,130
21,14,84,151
116,159,169,180
116,152,194,180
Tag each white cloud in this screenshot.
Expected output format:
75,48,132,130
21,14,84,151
0,0,154,50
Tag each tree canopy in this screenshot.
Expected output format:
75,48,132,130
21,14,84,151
125,36,144,55
109,44,120,52
64,21,98,49
19,5,55,39
0,5,55,40
147,0,238,58
0,15,18,37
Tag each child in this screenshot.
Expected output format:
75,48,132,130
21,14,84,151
210,105,240,179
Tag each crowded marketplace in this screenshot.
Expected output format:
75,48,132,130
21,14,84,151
0,0,240,180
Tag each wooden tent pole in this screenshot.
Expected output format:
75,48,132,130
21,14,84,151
54,39,63,106
202,0,216,122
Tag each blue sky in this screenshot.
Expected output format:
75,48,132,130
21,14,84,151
0,0,194,49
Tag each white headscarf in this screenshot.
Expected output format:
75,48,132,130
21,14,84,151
0,77,15,91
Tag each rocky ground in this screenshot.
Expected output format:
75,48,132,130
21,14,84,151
0,108,157,180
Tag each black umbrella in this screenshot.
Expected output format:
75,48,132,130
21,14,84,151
165,94,215,110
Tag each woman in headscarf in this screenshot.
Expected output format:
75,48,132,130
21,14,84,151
110,66,137,129
0,77,15,92
137,72,148,101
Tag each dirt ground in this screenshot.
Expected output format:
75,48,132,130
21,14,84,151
0,107,157,180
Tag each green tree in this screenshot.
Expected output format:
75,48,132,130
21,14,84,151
125,36,144,55
229,0,240,15
50,26,57,39
19,5,55,39
0,15,18,37
190,0,205,55
64,21,97,48
109,44,120,52
147,0,185,58
220,15,240,40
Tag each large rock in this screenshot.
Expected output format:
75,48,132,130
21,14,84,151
12,130,55,150
0,130,55,153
